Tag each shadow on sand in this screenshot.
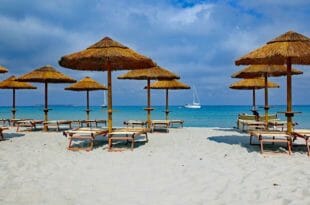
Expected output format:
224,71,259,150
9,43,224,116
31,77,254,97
208,134,260,153
3,132,25,140
208,134,296,154
212,128,243,133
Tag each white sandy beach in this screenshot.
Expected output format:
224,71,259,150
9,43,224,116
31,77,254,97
0,127,310,205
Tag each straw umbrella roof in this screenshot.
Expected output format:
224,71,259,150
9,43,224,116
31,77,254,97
17,65,76,83
235,31,310,65
0,65,8,73
229,78,280,90
65,76,107,91
59,37,156,70
0,76,36,89
117,66,180,80
147,80,190,90
232,65,303,78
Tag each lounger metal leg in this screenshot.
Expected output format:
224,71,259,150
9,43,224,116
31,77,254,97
0,132,4,141
306,139,310,157
89,140,93,151
88,139,94,151
126,134,129,145
68,138,73,150
259,135,264,154
288,137,292,155
131,134,134,150
108,136,112,151
260,140,264,154
145,133,148,142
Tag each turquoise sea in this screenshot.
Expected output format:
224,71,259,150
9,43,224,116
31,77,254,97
1,105,310,128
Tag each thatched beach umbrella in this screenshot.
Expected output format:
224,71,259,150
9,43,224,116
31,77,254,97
17,65,76,131
117,66,179,127
65,77,107,120
59,37,156,132
0,76,36,119
0,65,8,73
229,77,279,114
232,65,303,125
147,79,190,120
235,31,310,133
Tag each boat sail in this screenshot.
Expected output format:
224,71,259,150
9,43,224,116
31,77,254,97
184,86,201,109
101,90,107,108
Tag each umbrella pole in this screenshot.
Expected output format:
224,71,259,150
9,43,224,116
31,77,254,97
43,82,48,131
252,89,256,112
86,90,90,122
107,63,112,133
286,58,293,133
147,79,151,128
11,89,16,120
264,73,269,129
165,89,169,121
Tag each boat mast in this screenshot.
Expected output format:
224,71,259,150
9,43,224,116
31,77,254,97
193,86,200,104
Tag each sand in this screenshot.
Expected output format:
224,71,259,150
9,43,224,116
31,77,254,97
0,127,310,205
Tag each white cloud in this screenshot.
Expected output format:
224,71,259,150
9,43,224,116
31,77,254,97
168,4,213,25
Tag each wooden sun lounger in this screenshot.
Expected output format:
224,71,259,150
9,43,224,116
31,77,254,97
108,128,149,151
123,120,147,128
44,120,72,131
16,120,44,132
250,131,292,155
169,120,184,128
291,129,310,156
63,128,109,151
0,119,10,126
267,120,287,131
0,127,9,141
151,120,170,132
9,118,32,126
238,120,266,132
79,119,107,128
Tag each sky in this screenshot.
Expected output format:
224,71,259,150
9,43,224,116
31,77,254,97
0,0,310,106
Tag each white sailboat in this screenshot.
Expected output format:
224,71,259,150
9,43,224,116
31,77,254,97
101,90,107,108
184,86,201,109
